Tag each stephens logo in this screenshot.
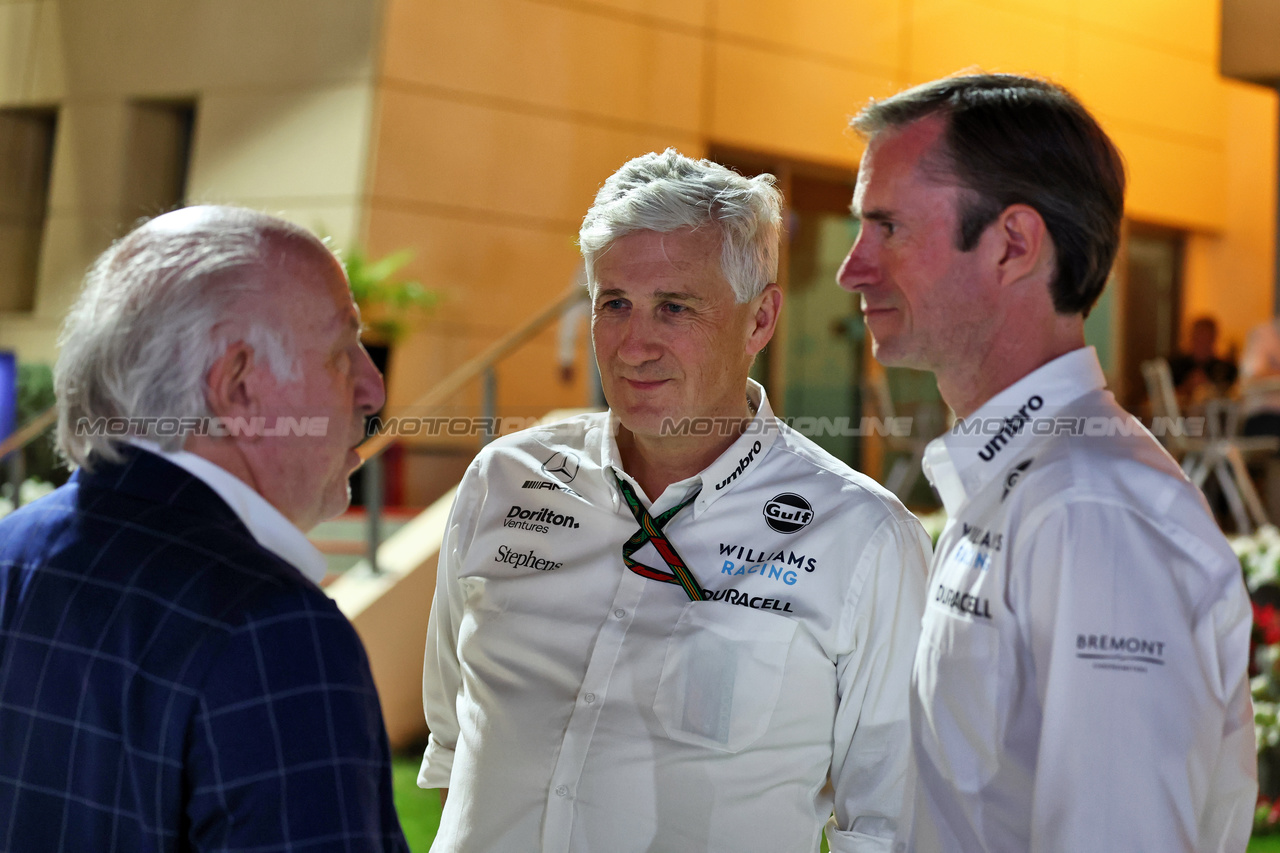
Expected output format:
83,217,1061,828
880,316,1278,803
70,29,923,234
763,493,813,534
494,544,563,572
716,440,763,490
504,504,580,535
541,451,580,485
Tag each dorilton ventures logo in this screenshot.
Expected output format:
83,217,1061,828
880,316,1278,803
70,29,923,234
494,544,563,571
504,504,581,534
763,493,813,534
541,451,580,484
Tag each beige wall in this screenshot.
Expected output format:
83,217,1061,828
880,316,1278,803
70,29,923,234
0,0,384,364
371,0,1277,426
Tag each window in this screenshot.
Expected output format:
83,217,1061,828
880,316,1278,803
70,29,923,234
123,100,196,220
0,108,57,313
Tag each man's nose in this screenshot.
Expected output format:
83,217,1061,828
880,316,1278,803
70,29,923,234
836,232,875,293
615,315,663,365
355,348,386,415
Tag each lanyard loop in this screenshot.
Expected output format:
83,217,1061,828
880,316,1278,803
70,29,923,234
612,473,704,602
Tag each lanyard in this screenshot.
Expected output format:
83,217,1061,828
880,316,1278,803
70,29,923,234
612,473,705,602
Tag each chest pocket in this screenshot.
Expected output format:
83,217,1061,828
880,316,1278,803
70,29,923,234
653,603,798,753
916,608,1000,793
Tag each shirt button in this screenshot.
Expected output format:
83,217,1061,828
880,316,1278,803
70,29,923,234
584,693,596,704
613,609,625,619
555,785,569,797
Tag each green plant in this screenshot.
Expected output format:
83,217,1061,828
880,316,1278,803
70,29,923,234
13,362,66,487
341,247,438,343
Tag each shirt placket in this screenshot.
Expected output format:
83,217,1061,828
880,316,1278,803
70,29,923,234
540,557,648,852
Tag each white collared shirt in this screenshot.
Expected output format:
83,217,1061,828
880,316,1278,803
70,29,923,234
420,381,931,853
128,440,327,585
901,348,1256,852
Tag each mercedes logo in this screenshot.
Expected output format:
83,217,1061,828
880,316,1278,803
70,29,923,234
541,451,580,484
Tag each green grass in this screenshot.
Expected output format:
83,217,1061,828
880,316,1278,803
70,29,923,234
390,757,1277,852
392,756,442,852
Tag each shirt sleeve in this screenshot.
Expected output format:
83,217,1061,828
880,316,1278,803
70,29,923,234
185,588,408,851
1011,499,1255,853
419,461,486,789
826,512,932,853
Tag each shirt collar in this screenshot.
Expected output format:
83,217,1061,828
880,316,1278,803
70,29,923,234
923,346,1107,514
598,379,781,517
127,439,329,585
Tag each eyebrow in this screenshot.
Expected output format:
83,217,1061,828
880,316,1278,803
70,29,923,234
595,288,706,303
857,208,893,223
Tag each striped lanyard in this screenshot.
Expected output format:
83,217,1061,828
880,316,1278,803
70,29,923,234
612,472,705,602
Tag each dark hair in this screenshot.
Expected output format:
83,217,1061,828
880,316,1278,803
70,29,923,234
852,74,1125,317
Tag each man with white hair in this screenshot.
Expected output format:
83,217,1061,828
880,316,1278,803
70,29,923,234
419,150,929,852
0,206,407,850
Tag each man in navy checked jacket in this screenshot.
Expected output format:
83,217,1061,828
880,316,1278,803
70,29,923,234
0,207,408,851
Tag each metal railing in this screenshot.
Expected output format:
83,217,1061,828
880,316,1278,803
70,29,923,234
0,286,585,570
0,406,56,509
356,285,582,571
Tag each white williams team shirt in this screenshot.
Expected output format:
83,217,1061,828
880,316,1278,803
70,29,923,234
420,381,930,853
900,348,1256,852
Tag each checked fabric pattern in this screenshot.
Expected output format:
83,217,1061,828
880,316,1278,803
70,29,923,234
612,474,704,602
0,447,407,852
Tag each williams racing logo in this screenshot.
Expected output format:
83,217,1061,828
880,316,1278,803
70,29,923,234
1076,633,1166,673
763,493,813,534
504,504,580,535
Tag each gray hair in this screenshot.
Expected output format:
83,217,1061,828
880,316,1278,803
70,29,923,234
54,206,325,469
578,149,782,303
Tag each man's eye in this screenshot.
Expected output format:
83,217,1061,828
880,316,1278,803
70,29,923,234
880,221,896,237
662,303,689,315
598,299,626,311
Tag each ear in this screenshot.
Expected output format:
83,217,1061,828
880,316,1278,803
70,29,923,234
746,283,782,356
992,204,1052,289
204,342,261,424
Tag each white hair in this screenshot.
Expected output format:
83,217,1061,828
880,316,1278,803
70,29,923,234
54,206,322,470
578,149,782,303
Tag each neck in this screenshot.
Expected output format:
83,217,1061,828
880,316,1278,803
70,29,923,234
937,314,1085,419
616,404,753,500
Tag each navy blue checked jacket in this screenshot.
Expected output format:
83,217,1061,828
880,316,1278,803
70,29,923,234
0,447,408,852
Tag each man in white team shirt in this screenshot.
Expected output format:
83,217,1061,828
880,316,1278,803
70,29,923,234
837,73,1257,851
419,149,930,852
